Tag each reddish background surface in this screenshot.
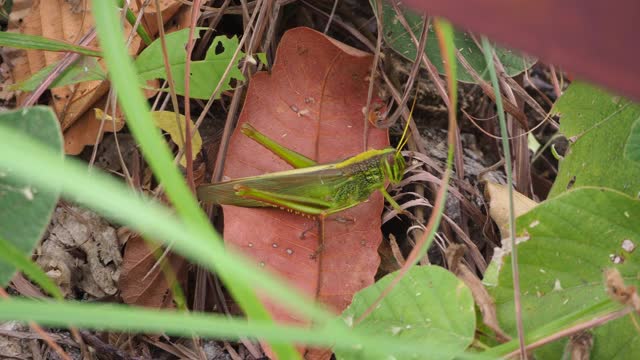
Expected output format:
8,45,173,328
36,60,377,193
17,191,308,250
404,0,640,100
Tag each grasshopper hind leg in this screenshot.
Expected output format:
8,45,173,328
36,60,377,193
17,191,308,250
233,184,332,217
240,123,317,169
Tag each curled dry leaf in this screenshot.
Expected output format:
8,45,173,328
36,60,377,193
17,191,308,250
220,27,387,358
604,268,640,312
485,181,538,239
64,104,124,155
38,206,123,298
567,331,594,360
63,79,159,155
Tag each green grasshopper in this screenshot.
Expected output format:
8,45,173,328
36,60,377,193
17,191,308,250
197,121,410,220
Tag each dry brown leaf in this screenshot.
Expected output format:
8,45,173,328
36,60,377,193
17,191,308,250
118,235,185,308
446,244,510,342
404,0,640,101
485,181,538,239
63,99,125,155
10,273,46,298
604,268,640,312
7,1,182,153
63,78,160,155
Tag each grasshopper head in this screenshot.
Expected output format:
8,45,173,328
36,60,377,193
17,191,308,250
383,150,406,185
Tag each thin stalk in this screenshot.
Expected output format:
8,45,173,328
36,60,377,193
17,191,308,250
481,37,526,358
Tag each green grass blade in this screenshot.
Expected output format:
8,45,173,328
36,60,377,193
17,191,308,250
0,297,490,357
0,123,338,324
114,0,152,45
0,32,101,57
89,0,280,336
415,18,456,257
481,37,526,353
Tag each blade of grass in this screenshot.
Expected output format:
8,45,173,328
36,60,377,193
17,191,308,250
0,32,101,57
0,114,343,347
0,297,490,358
93,1,299,357
354,17,458,324
114,0,153,46
92,0,276,327
481,37,526,357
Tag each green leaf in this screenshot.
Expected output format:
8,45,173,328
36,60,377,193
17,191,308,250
491,187,640,358
135,29,245,100
151,111,202,167
624,118,640,164
549,82,640,198
0,106,62,286
12,57,106,92
375,1,534,83
0,31,101,57
338,266,475,360
256,52,268,65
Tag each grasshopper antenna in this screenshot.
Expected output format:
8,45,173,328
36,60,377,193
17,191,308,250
396,95,418,155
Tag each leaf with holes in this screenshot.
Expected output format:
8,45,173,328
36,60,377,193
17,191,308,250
0,106,63,285
549,82,640,198
135,28,244,100
490,187,640,358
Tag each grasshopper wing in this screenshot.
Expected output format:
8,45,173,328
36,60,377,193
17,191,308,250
197,164,349,208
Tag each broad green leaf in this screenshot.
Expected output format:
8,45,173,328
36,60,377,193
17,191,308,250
12,57,106,91
491,188,640,358
624,118,640,164
375,1,534,83
549,82,640,198
135,29,244,100
338,266,475,360
0,106,62,286
151,111,202,167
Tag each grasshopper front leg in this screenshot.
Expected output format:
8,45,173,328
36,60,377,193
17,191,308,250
380,187,411,217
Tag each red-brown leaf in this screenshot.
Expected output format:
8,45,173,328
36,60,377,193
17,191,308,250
221,27,388,352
